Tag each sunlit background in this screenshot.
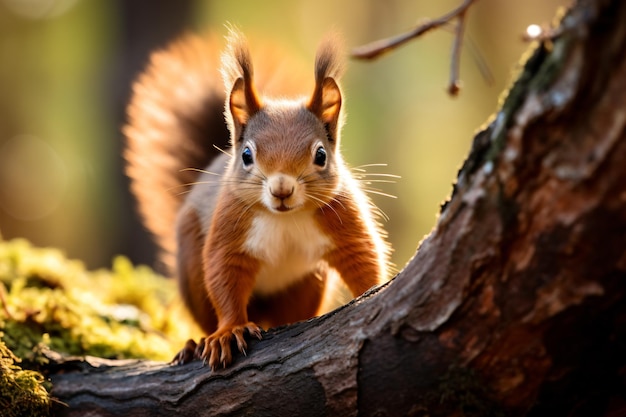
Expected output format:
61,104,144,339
0,0,568,273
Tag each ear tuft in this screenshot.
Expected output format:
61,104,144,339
314,33,344,83
308,33,345,141
221,27,262,142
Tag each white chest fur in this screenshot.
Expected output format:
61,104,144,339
243,211,334,296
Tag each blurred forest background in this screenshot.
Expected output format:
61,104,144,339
0,0,567,273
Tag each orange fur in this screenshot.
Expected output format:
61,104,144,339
125,28,390,370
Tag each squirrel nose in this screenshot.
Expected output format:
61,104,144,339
270,185,294,200
269,176,295,200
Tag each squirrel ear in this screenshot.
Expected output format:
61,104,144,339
308,77,342,141
309,77,341,124
229,76,261,128
222,28,262,143
228,78,261,139
308,34,344,141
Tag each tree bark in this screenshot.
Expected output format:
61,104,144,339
48,0,626,415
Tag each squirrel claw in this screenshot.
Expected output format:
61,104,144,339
171,324,262,368
170,338,199,365
199,322,263,369
246,323,263,340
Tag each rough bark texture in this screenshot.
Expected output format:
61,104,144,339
48,0,626,415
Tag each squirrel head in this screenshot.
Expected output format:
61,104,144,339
220,29,346,214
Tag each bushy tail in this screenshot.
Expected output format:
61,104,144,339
124,34,230,272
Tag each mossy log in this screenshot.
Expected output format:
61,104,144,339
49,0,626,415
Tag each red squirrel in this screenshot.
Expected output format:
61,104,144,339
124,29,390,369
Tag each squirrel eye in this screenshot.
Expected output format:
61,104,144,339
314,146,326,167
242,147,254,167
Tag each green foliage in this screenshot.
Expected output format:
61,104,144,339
0,238,200,415
0,337,49,417
0,237,198,362
0,238,203,416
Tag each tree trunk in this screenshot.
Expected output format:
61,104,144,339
48,0,626,415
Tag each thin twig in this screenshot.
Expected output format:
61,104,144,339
351,0,478,60
352,0,479,96
441,22,494,87
448,6,468,95
463,30,495,87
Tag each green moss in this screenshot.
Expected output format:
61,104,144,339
0,238,202,415
0,238,198,366
0,337,49,417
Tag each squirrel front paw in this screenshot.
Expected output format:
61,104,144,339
200,322,263,370
171,338,201,365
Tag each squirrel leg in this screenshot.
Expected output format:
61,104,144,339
319,199,387,297
176,206,218,335
202,250,263,370
327,249,383,297
171,207,220,366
